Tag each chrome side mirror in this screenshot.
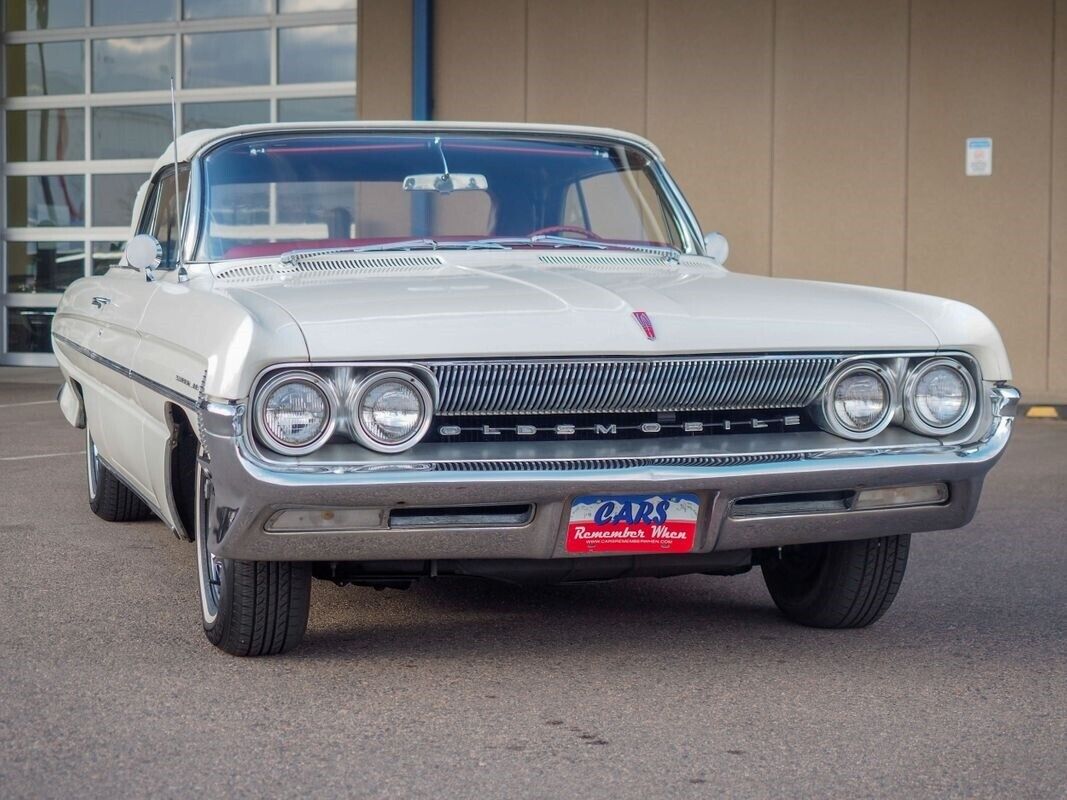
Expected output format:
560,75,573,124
124,234,163,281
703,231,729,265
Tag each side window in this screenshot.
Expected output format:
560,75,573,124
139,166,190,268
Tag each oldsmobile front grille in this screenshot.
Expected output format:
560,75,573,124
430,356,842,416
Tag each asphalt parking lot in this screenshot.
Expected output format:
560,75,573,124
1,372,1065,799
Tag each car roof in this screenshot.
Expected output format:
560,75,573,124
153,120,665,173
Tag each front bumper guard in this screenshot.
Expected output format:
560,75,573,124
199,386,1019,561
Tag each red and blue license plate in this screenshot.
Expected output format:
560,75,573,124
565,494,700,554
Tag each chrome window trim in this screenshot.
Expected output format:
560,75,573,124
182,128,706,263
902,357,978,436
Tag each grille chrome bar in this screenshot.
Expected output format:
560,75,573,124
430,356,842,415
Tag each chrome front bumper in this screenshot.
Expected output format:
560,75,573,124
199,386,1019,561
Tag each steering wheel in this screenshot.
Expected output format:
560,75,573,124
528,225,603,240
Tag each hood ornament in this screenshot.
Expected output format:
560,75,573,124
632,311,656,341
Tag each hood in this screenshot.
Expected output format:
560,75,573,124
220,252,943,360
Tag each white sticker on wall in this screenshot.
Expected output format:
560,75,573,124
966,137,993,176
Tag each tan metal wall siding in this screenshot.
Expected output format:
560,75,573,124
434,0,527,121
647,0,775,276
361,0,1065,398
907,0,1054,394
525,0,649,132
1051,0,1067,397
357,0,413,119
772,0,909,287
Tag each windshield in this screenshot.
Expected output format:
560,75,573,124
194,133,688,261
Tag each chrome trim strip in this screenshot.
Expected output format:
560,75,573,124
52,333,199,411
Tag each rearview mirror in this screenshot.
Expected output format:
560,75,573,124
124,234,163,271
403,173,488,194
703,231,729,265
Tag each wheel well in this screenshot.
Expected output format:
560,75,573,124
166,405,199,542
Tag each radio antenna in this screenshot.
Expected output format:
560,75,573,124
170,78,188,283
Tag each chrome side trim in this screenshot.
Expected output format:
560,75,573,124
52,333,199,411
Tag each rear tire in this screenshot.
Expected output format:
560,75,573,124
86,427,154,522
761,535,910,628
195,458,311,656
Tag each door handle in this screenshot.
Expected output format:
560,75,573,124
91,296,111,309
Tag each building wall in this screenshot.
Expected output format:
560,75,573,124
361,0,1063,399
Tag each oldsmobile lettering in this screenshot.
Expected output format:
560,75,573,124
50,121,1018,656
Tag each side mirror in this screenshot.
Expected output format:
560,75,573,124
124,234,163,276
703,232,729,265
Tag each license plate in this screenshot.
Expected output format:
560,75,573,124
565,494,700,554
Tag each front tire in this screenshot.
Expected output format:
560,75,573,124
761,535,910,628
86,427,154,522
195,458,311,656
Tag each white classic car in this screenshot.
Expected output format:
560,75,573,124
53,122,1018,656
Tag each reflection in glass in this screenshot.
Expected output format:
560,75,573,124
92,105,172,159
183,30,270,89
6,242,86,293
92,0,173,25
3,0,84,30
92,173,148,227
278,96,356,122
6,176,85,227
183,100,270,132
91,241,126,275
279,0,355,11
278,24,356,84
6,109,85,161
7,307,56,353
4,41,84,96
183,0,270,19
92,36,174,93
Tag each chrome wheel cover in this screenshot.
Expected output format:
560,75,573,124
86,429,100,501
195,460,223,624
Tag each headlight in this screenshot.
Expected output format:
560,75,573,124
350,371,433,452
253,371,336,455
820,362,895,439
904,358,976,435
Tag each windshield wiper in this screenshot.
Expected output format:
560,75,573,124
279,238,508,263
471,235,682,261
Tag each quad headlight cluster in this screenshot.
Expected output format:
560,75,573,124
252,368,434,456
815,357,977,441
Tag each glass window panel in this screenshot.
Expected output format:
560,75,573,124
92,36,174,93
280,0,355,11
4,41,84,96
6,109,85,161
278,24,356,84
183,0,269,19
92,105,172,159
91,241,126,275
92,173,148,227
183,100,270,132
6,241,86,293
7,307,56,353
278,96,355,123
182,30,270,89
6,176,85,227
91,0,173,25
4,0,84,30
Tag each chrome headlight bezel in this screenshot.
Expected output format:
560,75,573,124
819,361,897,440
252,370,338,456
347,370,434,453
902,357,977,436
